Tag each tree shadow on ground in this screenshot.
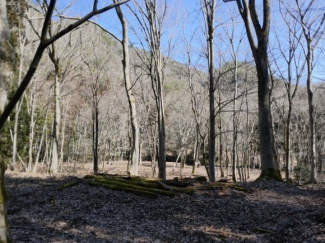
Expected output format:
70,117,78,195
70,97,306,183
5,175,325,243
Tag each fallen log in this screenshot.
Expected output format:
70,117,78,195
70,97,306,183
85,175,195,195
88,181,159,198
157,181,195,195
165,179,194,187
91,178,176,197
59,180,82,190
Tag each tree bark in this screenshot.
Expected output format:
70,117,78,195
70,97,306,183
236,0,279,179
27,90,36,172
306,42,316,182
232,55,238,182
144,1,166,180
51,62,61,174
0,0,13,241
92,103,99,174
203,0,216,182
34,105,49,173
114,0,140,176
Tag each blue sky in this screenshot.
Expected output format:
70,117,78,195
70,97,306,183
56,0,324,83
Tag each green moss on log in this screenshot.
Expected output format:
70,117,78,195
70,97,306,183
165,180,193,187
59,180,82,190
84,174,195,196
173,187,195,195
93,178,176,197
88,181,159,198
229,185,248,192
257,168,282,181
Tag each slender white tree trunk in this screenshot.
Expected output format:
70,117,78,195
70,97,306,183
27,91,36,172
114,1,140,176
59,102,68,172
232,57,238,182
51,71,60,174
34,105,49,173
306,42,317,182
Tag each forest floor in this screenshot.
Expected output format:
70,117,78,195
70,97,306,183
5,161,325,243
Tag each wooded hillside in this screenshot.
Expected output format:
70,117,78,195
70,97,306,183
0,0,325,242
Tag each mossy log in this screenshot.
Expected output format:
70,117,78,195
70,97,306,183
154,181,194,195
91,178,176,197
59,180,82,190
88,181,159,198
85,175,195,195
198,184,223,191
165,179,193,187
229,185,249,192
199,182,251,193
193,176,208,182
89,176,164,191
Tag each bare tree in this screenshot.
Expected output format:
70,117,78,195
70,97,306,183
0,0,129,130
202,0,217,181
270,3,306,181
0,1,128,239
222,13,245,182
234,0,280,179
288,0,325,182
181,28,208,175
114,0,140,176
79,33,110,174
130,0,168,179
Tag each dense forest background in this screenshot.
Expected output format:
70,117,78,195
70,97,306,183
0,0,325,183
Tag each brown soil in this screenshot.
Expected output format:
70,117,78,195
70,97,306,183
5,162,325,242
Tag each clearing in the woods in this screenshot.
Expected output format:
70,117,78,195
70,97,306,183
6,162,325,242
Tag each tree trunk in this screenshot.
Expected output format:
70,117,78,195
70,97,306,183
256,58,275,172
12,98,23,170
192,128,199,174
306,42,317,182
59,104,68,172
232,55,238,182
218,115,224,177
93,103,99,174
114,1,140,176
204,0,216,182
236,0,279,179
143,1,166,180
0,0,13,241
51,65,60,174
285,99,292,181
12,10,26,170
27,91,36,172
34,105,49,173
